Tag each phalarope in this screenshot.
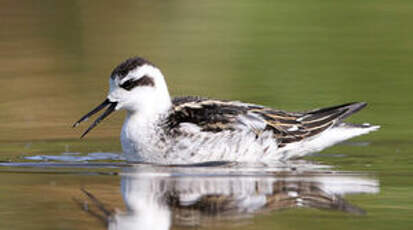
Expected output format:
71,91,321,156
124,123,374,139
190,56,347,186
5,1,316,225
73,57,379,164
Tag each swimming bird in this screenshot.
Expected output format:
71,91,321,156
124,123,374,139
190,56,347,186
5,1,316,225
73,57,379,164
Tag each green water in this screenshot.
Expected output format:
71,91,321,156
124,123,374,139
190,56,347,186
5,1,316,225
1,0,413,229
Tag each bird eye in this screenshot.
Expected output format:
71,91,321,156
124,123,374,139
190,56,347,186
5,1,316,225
119,76,155,91
120,79,135,91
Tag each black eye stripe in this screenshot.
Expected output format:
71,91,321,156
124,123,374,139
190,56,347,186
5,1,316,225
136,76,155,87
120,76,155,91
120,79,134,90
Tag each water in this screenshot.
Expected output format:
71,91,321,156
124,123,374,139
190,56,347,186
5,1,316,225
0,160,380,230
1,0,413,229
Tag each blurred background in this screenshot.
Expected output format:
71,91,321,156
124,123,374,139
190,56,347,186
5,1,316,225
0,0,413,229
1,0,412,143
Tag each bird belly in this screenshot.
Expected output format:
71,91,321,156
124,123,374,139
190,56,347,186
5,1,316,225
161,130,280,164
120,121,379,164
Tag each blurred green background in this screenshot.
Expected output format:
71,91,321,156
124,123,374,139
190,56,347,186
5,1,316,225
0,0,412,229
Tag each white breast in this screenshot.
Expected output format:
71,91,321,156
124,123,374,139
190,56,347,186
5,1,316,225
121,113,169,162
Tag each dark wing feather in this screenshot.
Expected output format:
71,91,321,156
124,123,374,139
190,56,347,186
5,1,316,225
254,102,367,147
169,97,248,132
168,97,367,147
172,96,206,106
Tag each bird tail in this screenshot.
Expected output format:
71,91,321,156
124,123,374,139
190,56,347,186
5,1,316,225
305,101,380,142
306,102,367,124
277,102,380,160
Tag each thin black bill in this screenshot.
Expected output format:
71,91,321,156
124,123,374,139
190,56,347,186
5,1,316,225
72,99,117,138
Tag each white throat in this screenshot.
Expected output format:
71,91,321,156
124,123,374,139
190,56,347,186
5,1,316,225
108,64,173,162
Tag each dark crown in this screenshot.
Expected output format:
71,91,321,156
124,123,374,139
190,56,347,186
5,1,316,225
111,57,154,80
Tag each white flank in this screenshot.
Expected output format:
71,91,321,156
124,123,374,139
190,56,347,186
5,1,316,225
276,124,380,160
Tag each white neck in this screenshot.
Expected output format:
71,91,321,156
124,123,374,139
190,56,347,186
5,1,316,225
127,97,171,121
121,99,171,162
115,66,173,161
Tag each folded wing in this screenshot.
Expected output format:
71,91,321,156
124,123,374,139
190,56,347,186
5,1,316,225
168,97,367,148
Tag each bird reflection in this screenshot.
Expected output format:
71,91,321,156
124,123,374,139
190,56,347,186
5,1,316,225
77,161,379,230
